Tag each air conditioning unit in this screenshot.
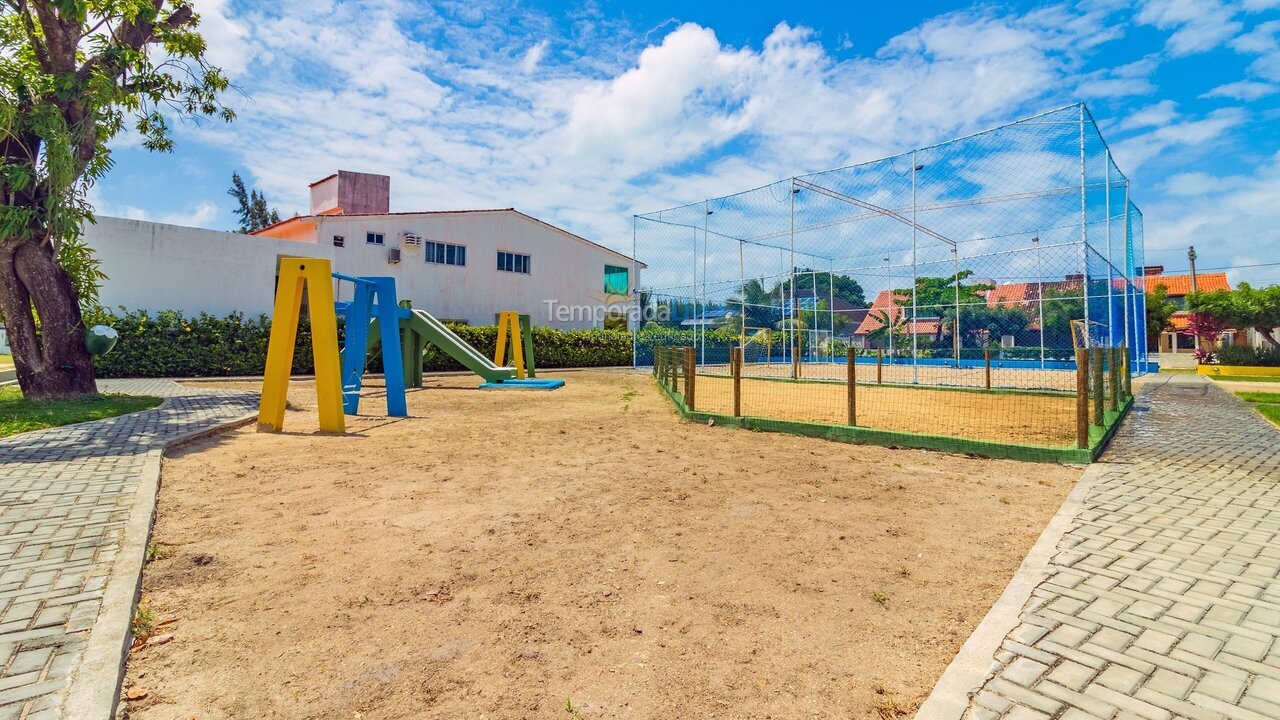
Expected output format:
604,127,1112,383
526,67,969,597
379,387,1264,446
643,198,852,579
402,232,422,246
387,248,401,264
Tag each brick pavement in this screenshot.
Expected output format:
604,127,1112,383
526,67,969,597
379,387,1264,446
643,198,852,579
960,374,1280,720
0,380,256,719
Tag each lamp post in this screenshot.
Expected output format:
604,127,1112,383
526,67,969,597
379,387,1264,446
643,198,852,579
1189,245,1198,352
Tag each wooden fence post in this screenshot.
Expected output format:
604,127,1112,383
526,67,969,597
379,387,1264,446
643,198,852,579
1075,348,1089,449
732,347,742,417
984,345,992,390
1122,345,1132,399
1109,347,1120,411
683,346,696,411
876,348,883,384
847,347,857,426
1091,347,1104,427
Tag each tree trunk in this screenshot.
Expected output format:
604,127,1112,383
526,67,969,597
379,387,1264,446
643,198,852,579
0,240,98,400
1254,327,1279,349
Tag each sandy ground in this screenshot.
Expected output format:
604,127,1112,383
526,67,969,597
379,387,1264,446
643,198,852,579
690,376,1076,446
121,370,1079,720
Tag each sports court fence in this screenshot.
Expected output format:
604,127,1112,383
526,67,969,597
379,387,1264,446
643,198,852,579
635,103,1144,461
654,341,1132,463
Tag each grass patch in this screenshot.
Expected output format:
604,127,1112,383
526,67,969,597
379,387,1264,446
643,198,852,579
1234,391,1280,427
1257,404,1280,426
1158,367,1196,374
1211,374,1280,383
1236,391,1280,404
0,354,12,366
0,387,161,438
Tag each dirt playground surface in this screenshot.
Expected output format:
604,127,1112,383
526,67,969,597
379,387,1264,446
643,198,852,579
121,370,1079,720
691,375,1077,447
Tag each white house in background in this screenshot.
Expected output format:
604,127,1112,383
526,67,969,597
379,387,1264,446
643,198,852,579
84,171,643,330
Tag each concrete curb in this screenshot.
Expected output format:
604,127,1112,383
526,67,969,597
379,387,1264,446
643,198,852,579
60,403,257,720
912,461,1105,720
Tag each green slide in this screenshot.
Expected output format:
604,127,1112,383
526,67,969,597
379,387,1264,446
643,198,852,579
406,309,515,383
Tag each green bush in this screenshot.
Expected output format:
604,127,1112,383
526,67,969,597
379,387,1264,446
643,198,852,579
1213,344,1280,367
93,308,632,378
424,324,632,371
94,309,316,378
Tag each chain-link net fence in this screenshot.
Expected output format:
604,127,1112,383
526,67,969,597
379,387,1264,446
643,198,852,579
636,104,1144,461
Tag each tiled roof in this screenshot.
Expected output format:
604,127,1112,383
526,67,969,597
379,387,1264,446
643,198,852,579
1139,273,1230,296
853,290,944,336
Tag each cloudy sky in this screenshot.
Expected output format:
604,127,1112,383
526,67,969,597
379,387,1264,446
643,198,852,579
98,0,1280,284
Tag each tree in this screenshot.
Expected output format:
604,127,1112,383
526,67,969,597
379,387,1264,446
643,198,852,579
775,269,867,308
228,171,280,233
896,271,994,347
1188,283,1280,349
0,1,231,399
1145,285,1177,350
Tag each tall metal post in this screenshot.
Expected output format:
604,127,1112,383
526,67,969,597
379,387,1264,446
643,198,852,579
701,202,709,365
952,247,961,365
632,216,638,368
885,256,894,361
911,151,919,384
789,180,798,379
1189,245,1199,352
1079,104,1090,346
1121,180,1132,365
738,239,745,354
1034,236,1045,368
1105,151,1115,348
828,258,836,363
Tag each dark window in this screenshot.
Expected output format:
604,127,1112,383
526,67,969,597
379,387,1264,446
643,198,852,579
366,232,384,245
497,251,530,274
425,241,466,266
333,235,345,248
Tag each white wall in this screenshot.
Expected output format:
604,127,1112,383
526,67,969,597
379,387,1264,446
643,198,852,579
84,213,639,330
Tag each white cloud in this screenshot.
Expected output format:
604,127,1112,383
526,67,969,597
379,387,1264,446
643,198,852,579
107,201,222,228
171,2,1130,254
521,39,551,73
1136,0,1242,56
1143,153,1280,285
190,0,254,75
1110,107,1247,173
1161,171,1251,195
1201,79,1279,99
1231,19,1280,53
1118,100,1178,130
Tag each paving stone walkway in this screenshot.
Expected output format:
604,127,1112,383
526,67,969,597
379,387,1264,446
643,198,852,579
965,374,1280,720
0,380,256,719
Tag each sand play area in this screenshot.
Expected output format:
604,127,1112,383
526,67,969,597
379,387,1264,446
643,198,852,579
119,370,1079,719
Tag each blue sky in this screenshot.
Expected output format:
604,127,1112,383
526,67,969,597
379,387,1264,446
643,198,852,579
97,0,1280,283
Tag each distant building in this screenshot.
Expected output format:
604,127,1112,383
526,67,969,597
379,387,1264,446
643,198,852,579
85,171,643,330
1138,266,1236,354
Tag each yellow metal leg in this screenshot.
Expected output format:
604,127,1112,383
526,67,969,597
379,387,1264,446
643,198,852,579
257,258,345,433
509,314,526,379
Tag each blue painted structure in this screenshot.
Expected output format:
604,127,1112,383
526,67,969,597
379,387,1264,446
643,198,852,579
334,273,408,417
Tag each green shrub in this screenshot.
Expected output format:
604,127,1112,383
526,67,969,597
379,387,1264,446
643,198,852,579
1213,344,1280,367
93,308,632,378
94,309,316,378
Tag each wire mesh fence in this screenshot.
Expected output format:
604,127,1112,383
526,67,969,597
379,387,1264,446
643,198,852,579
636,104,1144,461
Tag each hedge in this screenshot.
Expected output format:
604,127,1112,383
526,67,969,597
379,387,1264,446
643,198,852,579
93,308,631,378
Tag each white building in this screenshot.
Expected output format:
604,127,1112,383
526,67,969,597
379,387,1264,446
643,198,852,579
85,171,642,330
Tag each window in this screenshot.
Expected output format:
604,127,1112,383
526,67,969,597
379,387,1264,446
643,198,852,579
366,232,385,245
604,310,627,331
333,235,345,247
497,251,530,274
604,265,629,295
425,241,466,266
